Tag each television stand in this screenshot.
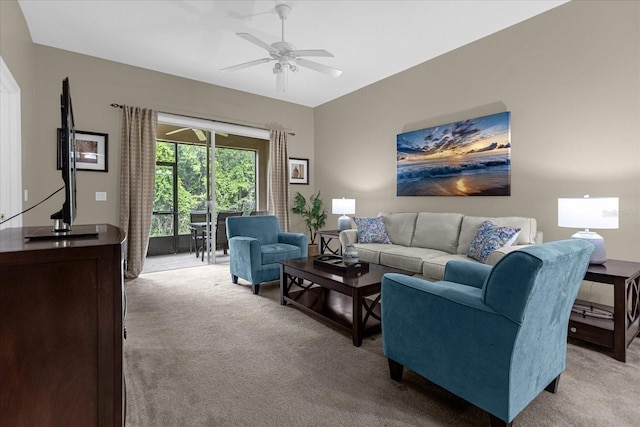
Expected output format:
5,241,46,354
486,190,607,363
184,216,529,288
0,224,126,426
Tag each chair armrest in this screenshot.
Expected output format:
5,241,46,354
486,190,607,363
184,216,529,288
228,236,262,264
443,261,492,289
381,273,517,365
278,232,308,255
383,273,494,311
381,273,521,416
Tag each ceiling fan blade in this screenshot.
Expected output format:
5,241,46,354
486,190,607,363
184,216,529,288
290,49,334,58
296,58,342,77
221,58,272,72
194,129,207,142
236,33,278,54
166,127,190,136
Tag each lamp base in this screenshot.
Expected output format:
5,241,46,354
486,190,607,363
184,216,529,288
337,215,351,231
571,231,607,264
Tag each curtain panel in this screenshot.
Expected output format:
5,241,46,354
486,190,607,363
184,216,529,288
120,106,158,278
268,130,290,231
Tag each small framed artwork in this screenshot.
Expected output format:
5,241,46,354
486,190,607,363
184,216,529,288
58,129,109,172
289,157,309,185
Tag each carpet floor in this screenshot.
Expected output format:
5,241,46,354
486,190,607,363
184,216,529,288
124,264,639,426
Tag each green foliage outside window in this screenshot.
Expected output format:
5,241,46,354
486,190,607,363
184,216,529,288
215,147,256,214
150,141,257,238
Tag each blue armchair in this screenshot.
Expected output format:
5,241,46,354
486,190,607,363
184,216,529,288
226,215,307,295
381,239,593,426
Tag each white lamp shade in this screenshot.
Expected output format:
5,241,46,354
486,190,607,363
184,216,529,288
332,198,356,215
558,197,619,229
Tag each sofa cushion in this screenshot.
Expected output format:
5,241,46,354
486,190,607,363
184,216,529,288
261,243,303,264
412,212,464,253
422,254,482,281
352,243,385,264
467,221,521,263
379,246,448,273
378,212,417,246
457,216,537,254
354,217,391,244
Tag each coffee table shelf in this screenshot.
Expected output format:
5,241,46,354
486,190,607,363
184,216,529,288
285,287,382,337
280,257,405,346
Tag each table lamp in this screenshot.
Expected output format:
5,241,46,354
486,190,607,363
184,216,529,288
332,198,356,231
558,195,619,264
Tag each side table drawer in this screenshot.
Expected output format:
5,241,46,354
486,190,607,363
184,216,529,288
568,316,613,349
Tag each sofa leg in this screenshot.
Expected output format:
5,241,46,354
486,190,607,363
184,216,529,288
388,358,403,382
231,275,238,284
252,284,260,295
545,374,561,394
489,414,512,427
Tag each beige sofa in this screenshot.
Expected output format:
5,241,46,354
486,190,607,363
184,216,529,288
339,212,542,280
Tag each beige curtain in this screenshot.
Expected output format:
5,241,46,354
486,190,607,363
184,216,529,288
120,106,158,278
268,130,290,231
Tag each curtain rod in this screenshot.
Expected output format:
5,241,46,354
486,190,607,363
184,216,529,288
109,103,295,136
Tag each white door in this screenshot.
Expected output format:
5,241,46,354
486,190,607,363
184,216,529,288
0,55,23,229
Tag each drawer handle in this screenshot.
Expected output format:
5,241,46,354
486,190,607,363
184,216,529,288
570,327,577,333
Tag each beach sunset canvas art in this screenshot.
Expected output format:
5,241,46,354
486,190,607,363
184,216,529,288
397,112,511,196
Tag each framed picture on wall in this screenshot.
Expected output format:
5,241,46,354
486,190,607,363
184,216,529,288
289,157,309,185
57,129,109,172
396,111,511,196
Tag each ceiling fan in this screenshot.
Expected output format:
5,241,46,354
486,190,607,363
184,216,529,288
221,3,342,92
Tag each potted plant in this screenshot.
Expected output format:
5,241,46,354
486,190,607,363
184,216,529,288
291,191,327,256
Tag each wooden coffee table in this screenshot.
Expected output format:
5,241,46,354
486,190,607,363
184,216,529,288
280,257,408,346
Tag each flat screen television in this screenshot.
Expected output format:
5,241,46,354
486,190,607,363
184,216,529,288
50,76,77,231
25,78,97,240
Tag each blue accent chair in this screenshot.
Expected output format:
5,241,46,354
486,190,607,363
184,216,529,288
381,240,593,427
226,215,308,295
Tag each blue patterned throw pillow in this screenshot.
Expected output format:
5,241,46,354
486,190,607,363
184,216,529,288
354,217,391,244
467,221,521,263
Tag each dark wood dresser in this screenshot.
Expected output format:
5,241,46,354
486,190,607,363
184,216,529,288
0,224,126,426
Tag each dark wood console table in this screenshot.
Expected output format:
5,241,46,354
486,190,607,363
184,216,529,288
0,224,126,426
568,259,640,362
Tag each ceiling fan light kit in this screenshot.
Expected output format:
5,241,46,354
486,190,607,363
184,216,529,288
222,3,342,93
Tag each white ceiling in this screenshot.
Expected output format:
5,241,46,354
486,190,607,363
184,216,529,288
18,0,567,108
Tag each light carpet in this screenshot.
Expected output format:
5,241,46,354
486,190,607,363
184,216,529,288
124,264,639,426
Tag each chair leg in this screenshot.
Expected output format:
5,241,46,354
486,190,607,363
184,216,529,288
252,284,260,295
231,275,238,284
545,374,561,393
489,414,512,427
388,358,404,382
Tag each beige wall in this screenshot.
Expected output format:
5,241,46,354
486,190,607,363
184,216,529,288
314,0,640,263
29,46,314,230
2,0,639,264
1,0,314,232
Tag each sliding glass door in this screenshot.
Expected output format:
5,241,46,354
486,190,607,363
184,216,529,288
147,117,269,264
148,138,211,256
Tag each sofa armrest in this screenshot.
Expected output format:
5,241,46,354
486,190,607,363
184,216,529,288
278,232,308,256
339,229,358,250
443,261,492,289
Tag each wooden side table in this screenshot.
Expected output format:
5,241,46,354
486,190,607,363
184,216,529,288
318,230,342,255
568,259,640,362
